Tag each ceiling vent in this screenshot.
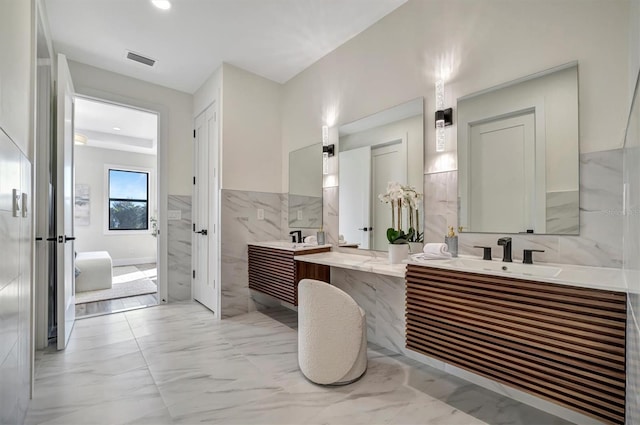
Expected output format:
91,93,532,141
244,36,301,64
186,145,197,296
126,51,156,67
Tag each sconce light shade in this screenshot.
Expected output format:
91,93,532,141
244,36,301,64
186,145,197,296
74,133,88,145
322,125,334,175
434,108,453,128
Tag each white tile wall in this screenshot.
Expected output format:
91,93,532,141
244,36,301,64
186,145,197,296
167,195,192,302
220,189,284,318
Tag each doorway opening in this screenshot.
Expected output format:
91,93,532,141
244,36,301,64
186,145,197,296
72,97,160,318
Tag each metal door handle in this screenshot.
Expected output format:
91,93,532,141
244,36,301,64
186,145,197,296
58,235,76,243
195,229,208,235
357,227,373,231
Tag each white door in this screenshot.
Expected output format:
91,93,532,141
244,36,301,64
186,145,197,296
56,54,76,350
469,112,535,233
339,146,371,249
193,105,218,313
371,140,406,251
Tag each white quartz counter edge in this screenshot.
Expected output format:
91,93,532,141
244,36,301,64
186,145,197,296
249,242,333,252
294,252,406,278
407,256,626,293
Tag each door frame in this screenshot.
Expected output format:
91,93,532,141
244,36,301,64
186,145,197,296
72,93,166,303
467,112,536,232
459,100,547,232
34,59,54,351
34,90,169,350
338,145,372,249
370,135,408,251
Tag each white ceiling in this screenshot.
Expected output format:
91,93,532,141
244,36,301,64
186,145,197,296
75,97,158,154
44,0,407,93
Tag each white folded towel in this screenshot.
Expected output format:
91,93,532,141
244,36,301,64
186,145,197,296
423,243,449,255
411,252,452,261
304,235,318,245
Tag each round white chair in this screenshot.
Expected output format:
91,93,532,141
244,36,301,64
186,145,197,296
297,278,368,385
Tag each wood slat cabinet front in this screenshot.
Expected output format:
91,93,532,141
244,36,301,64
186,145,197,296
405,264,627,425
248,245,330,306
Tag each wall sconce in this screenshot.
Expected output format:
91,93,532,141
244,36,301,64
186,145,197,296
322,125,334,175
435,80,453,152
74,133,88,145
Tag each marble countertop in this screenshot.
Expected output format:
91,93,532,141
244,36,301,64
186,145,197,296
293,250,627,292
407,255,626,293
294,251,406,278
249,241,333,252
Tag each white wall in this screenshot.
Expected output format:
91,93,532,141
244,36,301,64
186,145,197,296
281,0,628,185
196,63,282,192
74,145,157,265
630,0,640,94
193,65,221,118
0,0,34,158
221,63,282,192
67,60,193,196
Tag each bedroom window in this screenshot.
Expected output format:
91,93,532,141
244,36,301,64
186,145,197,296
108,169,149,231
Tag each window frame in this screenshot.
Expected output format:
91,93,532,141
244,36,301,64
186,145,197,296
104,165,153,234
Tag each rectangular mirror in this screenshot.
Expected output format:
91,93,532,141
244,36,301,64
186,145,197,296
289,143,323,228
457,63,579,235
338,97,424,251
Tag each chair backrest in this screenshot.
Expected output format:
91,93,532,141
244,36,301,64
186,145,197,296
298,279,364,383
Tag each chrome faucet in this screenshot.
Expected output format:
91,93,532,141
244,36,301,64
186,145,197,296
497,237,512,262
289,230,302,243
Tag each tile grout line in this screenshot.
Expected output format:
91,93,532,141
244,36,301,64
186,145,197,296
122,310,173,416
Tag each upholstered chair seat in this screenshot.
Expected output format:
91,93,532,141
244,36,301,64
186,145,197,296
297,278,368,385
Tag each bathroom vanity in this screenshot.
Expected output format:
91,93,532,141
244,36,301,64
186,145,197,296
247,242,331,306
405,259,626,425
287,247,627,423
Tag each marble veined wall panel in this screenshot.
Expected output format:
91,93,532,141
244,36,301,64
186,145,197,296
221,189,284,318
167,195,192,302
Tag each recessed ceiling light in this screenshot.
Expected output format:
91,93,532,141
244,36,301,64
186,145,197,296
151,0,171,10
113,127,121,131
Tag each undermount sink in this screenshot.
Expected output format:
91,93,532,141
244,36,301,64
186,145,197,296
454,258,562,278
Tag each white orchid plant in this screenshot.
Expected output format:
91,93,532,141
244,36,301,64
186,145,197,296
378,182,424,244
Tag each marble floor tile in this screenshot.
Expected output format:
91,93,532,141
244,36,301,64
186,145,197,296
27,302,574,425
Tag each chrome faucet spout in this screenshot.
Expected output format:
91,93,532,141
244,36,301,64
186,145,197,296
497,237,513,262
